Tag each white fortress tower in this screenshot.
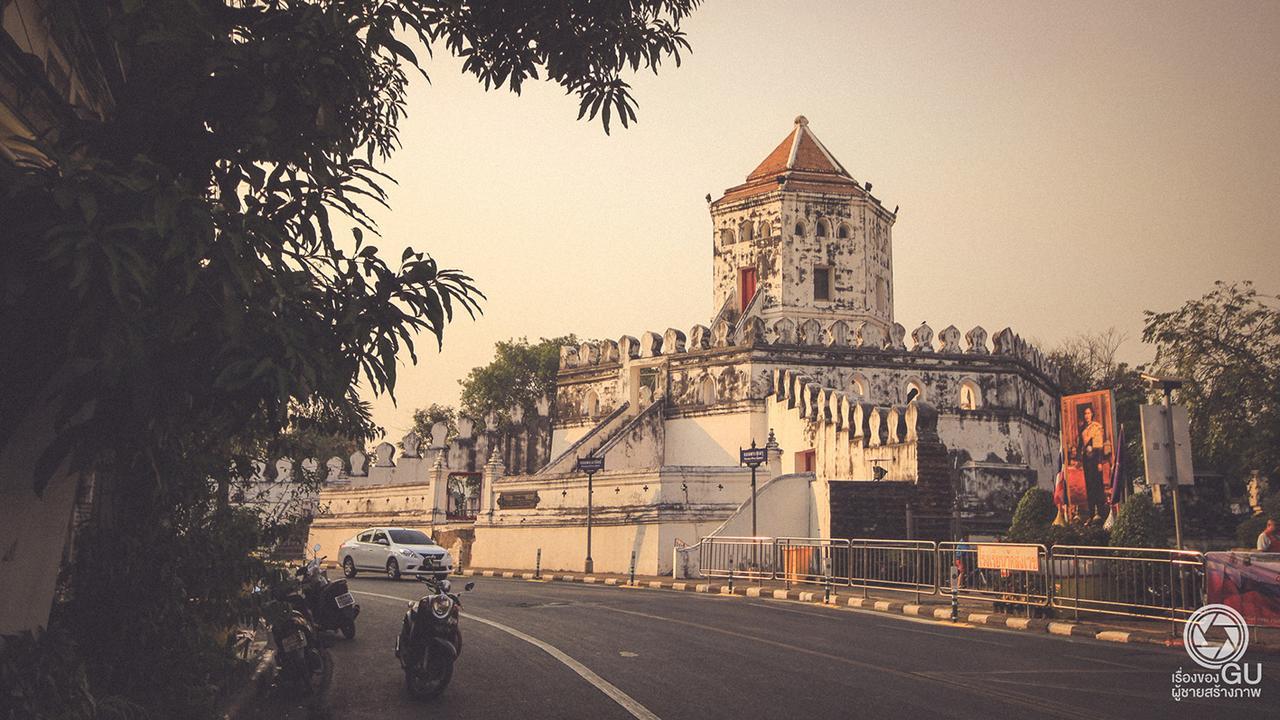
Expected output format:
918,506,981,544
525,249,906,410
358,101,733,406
324,115,1063,577
710,116,897,336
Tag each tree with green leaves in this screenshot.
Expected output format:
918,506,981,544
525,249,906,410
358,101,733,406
1047,328,1147,491
409,402,459,443
1142,281,1280,488
1,2,697,715
458,335,578,430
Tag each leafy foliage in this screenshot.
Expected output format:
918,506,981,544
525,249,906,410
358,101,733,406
1,2,698,716
1143,281,1280,486
0,628,97,720
1006,487,1056,542
52,508,271,715
1235,492,1280,548
458,336,577,430
1108,494,1167,548
409,402,459,443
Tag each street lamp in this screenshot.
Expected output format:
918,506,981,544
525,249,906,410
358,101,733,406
575,454,605,573
1141,372,1187,549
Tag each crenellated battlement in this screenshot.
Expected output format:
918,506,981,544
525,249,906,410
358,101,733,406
556,319,1057,384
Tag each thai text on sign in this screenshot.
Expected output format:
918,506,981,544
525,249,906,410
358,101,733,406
976,544,1040,572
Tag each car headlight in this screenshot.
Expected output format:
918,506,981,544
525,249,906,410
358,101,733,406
430,593,454,619
399,548,416,557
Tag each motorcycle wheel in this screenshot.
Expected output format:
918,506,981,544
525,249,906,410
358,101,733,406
386,558,401,581
277,646,333,697
305,647,334,694
405,656,453,700
340,619,356,640
343,557,357,578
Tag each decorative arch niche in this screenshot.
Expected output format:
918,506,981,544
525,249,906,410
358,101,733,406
698,375,717,406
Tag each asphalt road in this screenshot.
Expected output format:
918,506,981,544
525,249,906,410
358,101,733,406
242,576,1280,720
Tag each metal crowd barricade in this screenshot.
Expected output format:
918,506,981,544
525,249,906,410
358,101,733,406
697,536,777,581
938,542,1051,609
1049,545,1206,628
776,538,851,588
847,539,938,602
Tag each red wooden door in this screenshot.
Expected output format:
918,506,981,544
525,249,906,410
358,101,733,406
739,267,758,311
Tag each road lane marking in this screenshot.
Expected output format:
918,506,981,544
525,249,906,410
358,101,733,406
1062,653,1140,669
462,613,661,720
352,590,661,720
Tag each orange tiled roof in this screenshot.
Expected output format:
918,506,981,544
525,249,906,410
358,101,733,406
716,116,865,205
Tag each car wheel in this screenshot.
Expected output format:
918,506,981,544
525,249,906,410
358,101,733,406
342,557,357,579
386,557,401,581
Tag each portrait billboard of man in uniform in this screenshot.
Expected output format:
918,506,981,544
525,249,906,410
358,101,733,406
1059,390,1116,521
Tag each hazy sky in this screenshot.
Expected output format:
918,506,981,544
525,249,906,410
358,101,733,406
359,0,1280,441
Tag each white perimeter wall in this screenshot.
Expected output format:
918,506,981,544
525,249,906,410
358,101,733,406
0,402,80,634
472,520,714,576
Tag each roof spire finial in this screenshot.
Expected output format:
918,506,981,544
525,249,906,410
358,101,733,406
794,115,809,127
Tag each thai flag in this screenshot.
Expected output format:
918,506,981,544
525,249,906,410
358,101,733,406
1052,449,1066,507
1110,423,1125,506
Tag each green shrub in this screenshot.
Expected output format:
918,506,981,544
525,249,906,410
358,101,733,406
1235,491,1280,548
1006,487,1056,542
1109,494,1167,548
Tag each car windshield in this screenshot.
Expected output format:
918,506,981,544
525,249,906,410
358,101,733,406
389,529,432,545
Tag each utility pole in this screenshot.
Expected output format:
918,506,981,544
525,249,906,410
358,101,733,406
575,454,605,573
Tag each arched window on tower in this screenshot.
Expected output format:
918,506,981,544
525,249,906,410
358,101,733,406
794,220,806,236
582,389,600,418
816,219,830,238
757,220,772,238
850,376,867,398
959,381,981,411
837,223,852,240
719,228,735,245
738,219,754,243
905,379,925,404
698,375,717,406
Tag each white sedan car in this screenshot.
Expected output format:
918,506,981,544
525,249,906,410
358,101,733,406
339,527,454,580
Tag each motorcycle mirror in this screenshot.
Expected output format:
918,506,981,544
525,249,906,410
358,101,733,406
464,582,475,591
312,543,322,553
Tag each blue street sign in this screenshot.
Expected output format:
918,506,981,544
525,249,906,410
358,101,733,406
740,447,768,467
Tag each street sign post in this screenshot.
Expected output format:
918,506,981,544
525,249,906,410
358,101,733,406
740,440,766,542
575,455,605,572
1140,373,1190,549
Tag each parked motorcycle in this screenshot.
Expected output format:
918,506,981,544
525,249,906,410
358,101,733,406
266,574,333,694
395,575,474,699
297,543,360,639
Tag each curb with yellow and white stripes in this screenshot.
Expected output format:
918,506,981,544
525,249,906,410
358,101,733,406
456,568,1207,651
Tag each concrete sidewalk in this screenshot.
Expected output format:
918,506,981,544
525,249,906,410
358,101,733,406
455,566,1280,654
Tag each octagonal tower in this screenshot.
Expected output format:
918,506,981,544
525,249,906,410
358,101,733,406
709,116,897,336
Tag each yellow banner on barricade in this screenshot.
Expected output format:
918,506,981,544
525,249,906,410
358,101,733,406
977,544,1039,572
